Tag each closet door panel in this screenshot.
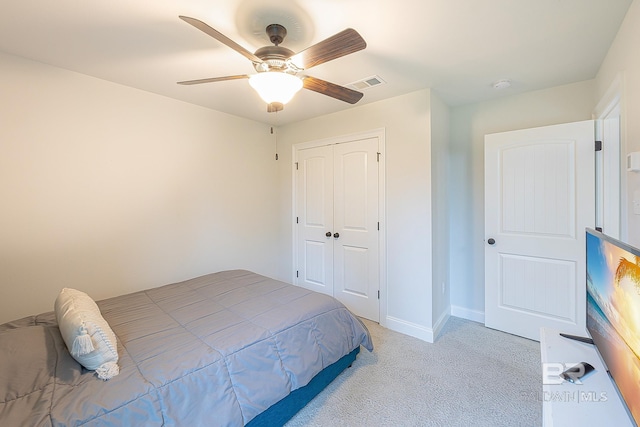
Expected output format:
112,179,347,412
296,145,334,295
333,138,379,321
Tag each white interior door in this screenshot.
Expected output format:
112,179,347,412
333,138,379,321
296,145,334,295
295,138,380,322
485,120,595,340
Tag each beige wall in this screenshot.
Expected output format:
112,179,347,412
278,89,440,340
0,52,280,324
449,80,596,318
429,93,451,327
596,0,640,247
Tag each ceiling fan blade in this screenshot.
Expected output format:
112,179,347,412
290,29,366,70
177,75,249,85
179,16,263,64
303,76,363,104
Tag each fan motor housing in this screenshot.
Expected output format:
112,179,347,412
253,46,295,72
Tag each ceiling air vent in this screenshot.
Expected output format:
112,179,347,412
347,75,386,91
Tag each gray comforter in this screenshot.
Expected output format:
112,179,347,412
0,270,372,426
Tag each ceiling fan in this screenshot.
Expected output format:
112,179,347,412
177,16,367,112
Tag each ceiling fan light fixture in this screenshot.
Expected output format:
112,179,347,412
249,72,303,105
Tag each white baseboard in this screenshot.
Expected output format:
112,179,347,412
385,316,436,343
450,305,485,324
432,309,450,340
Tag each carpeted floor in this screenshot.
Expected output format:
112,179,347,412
286,316,542,427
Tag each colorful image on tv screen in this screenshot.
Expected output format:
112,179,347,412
587,231,640,424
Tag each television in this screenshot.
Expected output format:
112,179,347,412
586,228,640,425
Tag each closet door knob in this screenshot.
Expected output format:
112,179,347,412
487,238,496,245
326,232,332,237
333,232,340,238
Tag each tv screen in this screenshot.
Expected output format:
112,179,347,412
586,228,640,425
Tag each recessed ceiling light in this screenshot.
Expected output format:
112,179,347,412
493,79,512,90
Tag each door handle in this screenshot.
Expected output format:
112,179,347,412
326,232,332,237
333,232,340,238
487,238,496,245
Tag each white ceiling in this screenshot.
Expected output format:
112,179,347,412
0,0,632,125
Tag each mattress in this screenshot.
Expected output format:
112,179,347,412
0,270,372,426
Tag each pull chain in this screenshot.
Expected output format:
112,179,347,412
272,110,279,160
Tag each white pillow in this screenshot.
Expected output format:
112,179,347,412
54,288,119,380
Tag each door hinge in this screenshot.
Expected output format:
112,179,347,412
377,290,380,299
595,140,602,152
295,162,299,170
296,216,299,224
377,152,381,162
377,222,380,230
296,270,299,278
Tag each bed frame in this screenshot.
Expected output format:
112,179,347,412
247,347,360,426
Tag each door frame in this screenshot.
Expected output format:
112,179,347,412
292,128,387,326
593,74,624,240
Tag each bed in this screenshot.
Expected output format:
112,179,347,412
0,269,372,426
